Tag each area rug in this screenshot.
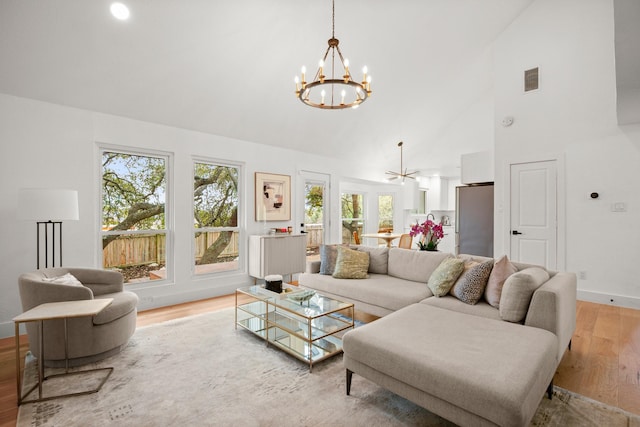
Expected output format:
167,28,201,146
17,308,640,426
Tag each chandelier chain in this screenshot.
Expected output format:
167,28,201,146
332,0,335,39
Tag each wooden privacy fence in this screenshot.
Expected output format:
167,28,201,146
194,231,239,262
103,231,239,268
103,228,323,269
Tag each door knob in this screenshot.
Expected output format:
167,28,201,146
512,230,523,235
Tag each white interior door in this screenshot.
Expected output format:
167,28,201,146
510,161,557,269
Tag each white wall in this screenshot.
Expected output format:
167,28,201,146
494,0,640,307
0,93,380,338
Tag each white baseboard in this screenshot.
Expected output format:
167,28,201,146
577,289,640,310
4,287,634,339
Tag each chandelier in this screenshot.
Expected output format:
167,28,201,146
295,0,371,110
386,142,417,182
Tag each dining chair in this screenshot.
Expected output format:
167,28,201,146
398,234,413,249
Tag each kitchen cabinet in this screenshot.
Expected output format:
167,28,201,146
402,180,419,210
461,151,494,184
406,177,459,213
438,226,456,254
447,178,461,210
423,177,459,211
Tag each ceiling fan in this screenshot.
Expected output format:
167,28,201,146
386,141,418,182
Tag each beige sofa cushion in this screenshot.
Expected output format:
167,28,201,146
485,255,517,308
500,267,550,323
299,273,432,312
332,246,370,279
354,246,389,274
387,248,450,283
427,257,465,297
420,296,501,321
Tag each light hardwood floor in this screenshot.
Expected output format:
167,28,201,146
1,298,638,426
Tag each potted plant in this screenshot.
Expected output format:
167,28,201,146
409,220,444,251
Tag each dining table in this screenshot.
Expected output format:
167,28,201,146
361,233,402,248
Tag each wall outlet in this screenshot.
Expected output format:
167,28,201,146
578,271,587,280
140,296,154,304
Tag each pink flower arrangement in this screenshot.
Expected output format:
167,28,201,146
409,220,444,251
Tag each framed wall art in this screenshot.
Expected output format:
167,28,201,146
255,172,291,221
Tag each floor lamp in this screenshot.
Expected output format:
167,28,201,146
18,189,79,269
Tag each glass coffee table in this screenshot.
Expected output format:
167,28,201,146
235,285,354,372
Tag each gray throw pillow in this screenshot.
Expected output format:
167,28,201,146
319,244,339,275
354,246,389,274
499,267,550,323
450,260,494,305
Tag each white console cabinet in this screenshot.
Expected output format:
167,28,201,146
248,234,307,279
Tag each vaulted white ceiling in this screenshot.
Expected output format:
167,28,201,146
0,0,535,178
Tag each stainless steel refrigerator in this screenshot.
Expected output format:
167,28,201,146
455,184,494,257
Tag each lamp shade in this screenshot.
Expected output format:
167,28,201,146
18,189,79,221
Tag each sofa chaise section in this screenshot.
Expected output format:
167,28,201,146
344,304,559,427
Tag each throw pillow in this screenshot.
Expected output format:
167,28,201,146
42,273,83,286
332,246,370,279
426,257,465,297
449,260,479,296
484,255,517,308
354,246,389,274
319,244,339,275
450,260,494,305
499,267,550,323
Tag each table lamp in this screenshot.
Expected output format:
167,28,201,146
18,188,79,269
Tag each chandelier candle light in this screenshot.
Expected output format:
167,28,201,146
295,0,371,109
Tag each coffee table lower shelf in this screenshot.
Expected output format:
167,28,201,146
235,286,354,372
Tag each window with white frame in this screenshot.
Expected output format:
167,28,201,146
101,148,171,284
341,192,364,244
193,160,240,274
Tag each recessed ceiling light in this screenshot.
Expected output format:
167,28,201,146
110,2,130,20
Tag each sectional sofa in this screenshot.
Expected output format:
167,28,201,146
298,246,577,427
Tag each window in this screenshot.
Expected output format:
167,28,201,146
378,194,394,232
193,161,240,274
341,192,364,244
101,149,170,284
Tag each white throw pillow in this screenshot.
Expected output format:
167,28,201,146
43,273,83,286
